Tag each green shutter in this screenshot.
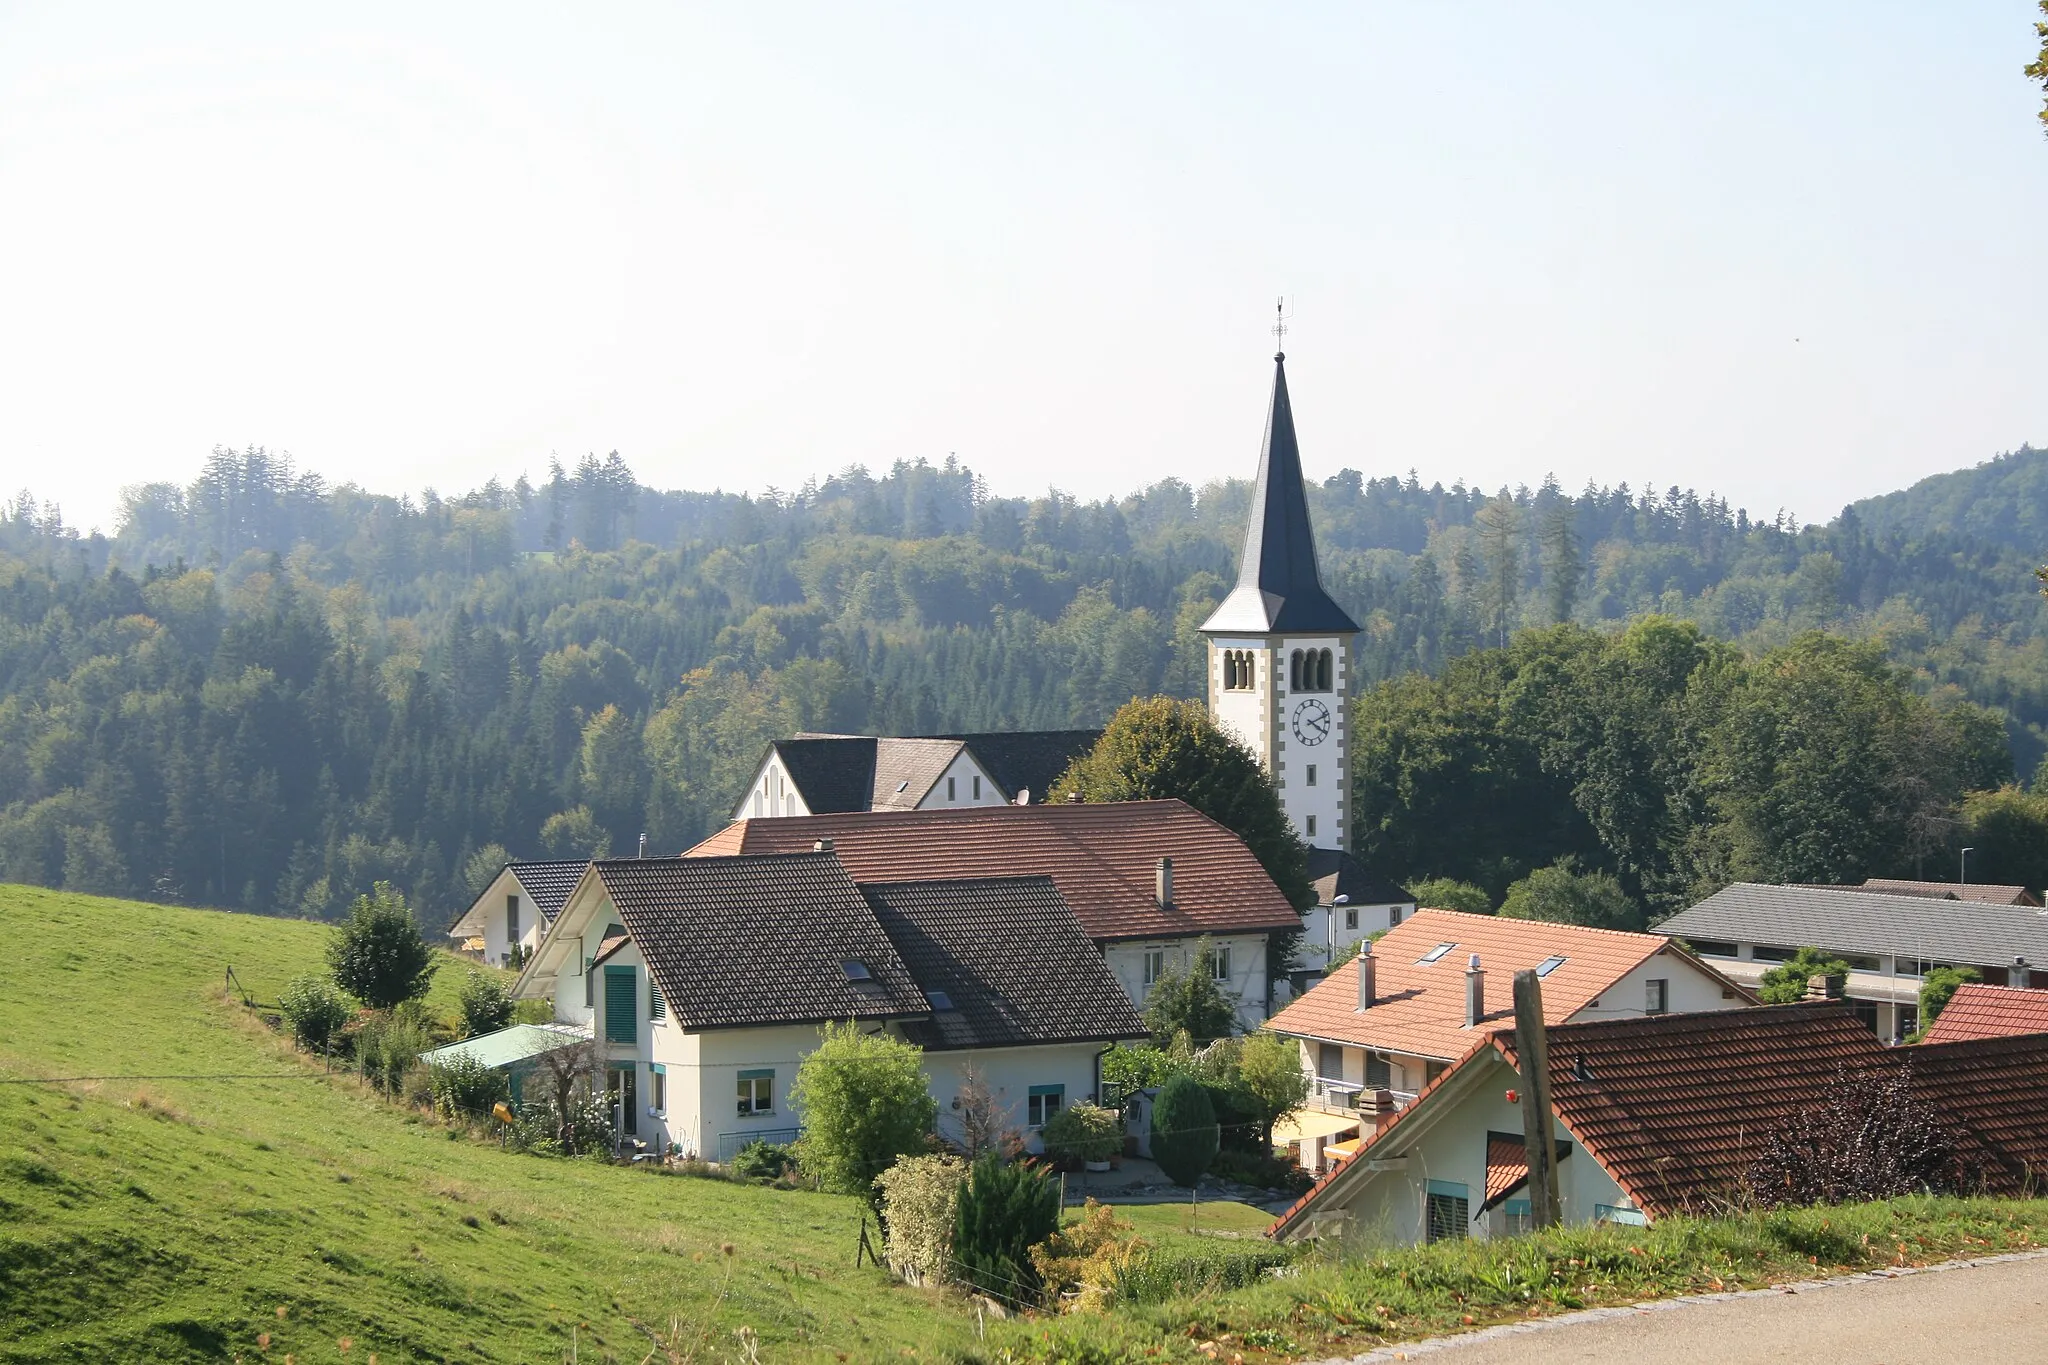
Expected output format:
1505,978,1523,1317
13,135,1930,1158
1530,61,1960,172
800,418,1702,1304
604,966,638,1044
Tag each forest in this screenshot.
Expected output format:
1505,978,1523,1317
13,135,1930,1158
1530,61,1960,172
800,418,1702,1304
2,440,2046,922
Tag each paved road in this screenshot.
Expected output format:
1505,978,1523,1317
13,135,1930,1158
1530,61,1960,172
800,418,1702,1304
1332,1252,2048,1365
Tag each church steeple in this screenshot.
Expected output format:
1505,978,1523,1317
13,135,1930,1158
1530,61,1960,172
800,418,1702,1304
1200,352,1361,635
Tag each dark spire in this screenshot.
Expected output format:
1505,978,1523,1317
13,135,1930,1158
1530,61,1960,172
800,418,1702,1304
1201,353,1360,635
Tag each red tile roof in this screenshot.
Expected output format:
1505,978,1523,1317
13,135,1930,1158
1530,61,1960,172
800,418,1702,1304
1919,983,2048,1044
1264,909,1744,1062
687,800,1302,941
1484,1136,1529,1207
1910,1033,2048,1195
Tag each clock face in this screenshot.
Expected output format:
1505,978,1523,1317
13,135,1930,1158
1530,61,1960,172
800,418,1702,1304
1291,697,1332,746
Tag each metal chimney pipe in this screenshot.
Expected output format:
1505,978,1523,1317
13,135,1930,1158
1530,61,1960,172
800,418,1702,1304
1155,857,1174,909
1356,941,1376,1011
2015,956,2032,990
1465,953,1485,1027
637,832,648,859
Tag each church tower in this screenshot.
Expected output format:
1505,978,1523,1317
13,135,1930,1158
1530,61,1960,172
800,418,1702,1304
1201,348,1359,853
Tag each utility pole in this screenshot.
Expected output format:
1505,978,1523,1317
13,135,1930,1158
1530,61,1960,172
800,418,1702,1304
1512,969,1562,1229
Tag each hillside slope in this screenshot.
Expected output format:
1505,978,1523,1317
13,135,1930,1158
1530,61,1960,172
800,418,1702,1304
1850,444,2048,553
0,885,975,1363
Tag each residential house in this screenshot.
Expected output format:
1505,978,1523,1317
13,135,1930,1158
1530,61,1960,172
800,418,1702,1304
1268,1004,2048,1246
687,799,1305,1027
732,730,1101,820
1294,849,1414,982
509,852,1145,1161
1264,909,1753,1172
1655,882,2048,1043
1920,983,2048,1044
1845,879,2041,908
446,860,589,966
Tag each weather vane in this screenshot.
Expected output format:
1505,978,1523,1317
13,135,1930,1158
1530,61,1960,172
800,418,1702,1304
1272,295,1292,355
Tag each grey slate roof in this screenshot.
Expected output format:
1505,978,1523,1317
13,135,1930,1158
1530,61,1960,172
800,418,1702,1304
1656,882,2048,970
936,730,1103,805
861,876,1147,1051
770,738,880,814
509,861,590,924
592,854,928,1031
1306,848,1414,909
1200,354,1360,636
869,738,967,811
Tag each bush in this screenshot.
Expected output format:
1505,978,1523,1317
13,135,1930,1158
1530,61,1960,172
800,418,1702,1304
1234,1030,1309,1147
1102,1240,1297,1306
1405,877,1494,915
1141,936,1239,1043
1757,946,1853,1004
874,1154,968,1285
1745,1063,1963,1205
1028,1200,1147,1311
278,974,352,1054
328,883,439,1009
1207,1149,1312,1194
731,1140,796,1182
953,1155,1061,1308
457,968,515,1038
510,1092,612,1157
1499,859,1642,930
1100,1043,1188,1100
1041,1102,1122,1166
428,1052,508,1122
352,1010,434,1095
1150,1074,1219,1187
790,1021,937,1200
1917,966,1982,1036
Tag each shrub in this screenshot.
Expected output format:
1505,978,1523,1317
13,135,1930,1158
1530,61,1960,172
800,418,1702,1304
1028,1200,1147,1312
510,1092,612,1157
790,1021,937,1200
428,1052,508,1122
457,968,515,1038
873,1154,968,1284
1405,877,1494,915
1102,1240,1297,1306
1917,966,1982,1036
352,1011,434,1095
1499,859,1642,930
1041,1103,1122,1166
1757,946,1853,1004
731,1140,796,1182
953,1155,1061,1308
1744,1062,1964,1206
1234,1030,1309,1147
1150,1074,1219,1187
1100,1043,1187,1100
1141,936,1239,1043
1207,1149,1313,1193
278,974,352,1054
327,883,439,1009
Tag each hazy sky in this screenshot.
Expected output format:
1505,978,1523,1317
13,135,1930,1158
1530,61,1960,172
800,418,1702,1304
3,3,2045,533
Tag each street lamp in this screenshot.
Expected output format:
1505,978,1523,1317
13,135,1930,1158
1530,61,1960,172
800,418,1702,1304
1961,847,1975,886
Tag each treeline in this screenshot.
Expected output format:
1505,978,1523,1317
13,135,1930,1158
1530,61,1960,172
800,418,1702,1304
3,441,2047,921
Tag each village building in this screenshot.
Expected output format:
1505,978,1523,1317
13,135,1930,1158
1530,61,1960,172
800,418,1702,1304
732,730,1101,819
1267,1004,2048,1246
1263,909,1754,1171
1920,982,2048,1044
446,859,589,967
1655,882,2048,1043
686,800,1304,1028
1295,850,1415,981
507,852,1145,1161
1817,878,2043,907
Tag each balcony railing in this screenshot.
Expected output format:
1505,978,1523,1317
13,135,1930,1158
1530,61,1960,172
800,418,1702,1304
716,1127,799,1161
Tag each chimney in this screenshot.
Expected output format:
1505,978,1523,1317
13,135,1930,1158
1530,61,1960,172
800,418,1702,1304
1356,941,1376,1011
1804,973,1845,1001
1067,790,1082,803
1155,857,1174,909
813,838,835,854
1465,953,1485,1027
2015,956,2032,990
637,832,648,859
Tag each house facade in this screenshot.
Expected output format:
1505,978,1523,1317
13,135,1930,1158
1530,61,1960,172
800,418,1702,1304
1656,882,2048,1043
687,799,1305,1028
1264,909,1753,1172
446,860,589,967
510,853,1146,1161
1293,848,1415,982
732,730,1101,821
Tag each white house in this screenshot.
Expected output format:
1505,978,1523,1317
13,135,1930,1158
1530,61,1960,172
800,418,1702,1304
508,852,1146,1161
1294,849,1416,979
446,860,589,967
732,730,1101,821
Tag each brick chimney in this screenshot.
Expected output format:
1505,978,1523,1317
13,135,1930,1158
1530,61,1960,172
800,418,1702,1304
1155,857,1175,909
1465,953,1485,1027
1356,941,1375,1011
1804,973,1845,1001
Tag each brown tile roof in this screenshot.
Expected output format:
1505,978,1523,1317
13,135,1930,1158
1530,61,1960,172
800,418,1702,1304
860,876,1146,1050
687,800,1302,941
1264,909,1738,1062
1859,879,2041,907
1910,1033,2048,1195
1484,1135,1529,1207
1919,983,2048,1045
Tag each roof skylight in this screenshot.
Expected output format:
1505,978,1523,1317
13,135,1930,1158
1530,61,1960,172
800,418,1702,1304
927,989,955,1011
1536,955,1567,977
1417,943,1457,965
841,960,872,982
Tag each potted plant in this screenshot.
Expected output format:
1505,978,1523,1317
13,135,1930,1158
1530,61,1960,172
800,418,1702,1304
1041,1102,1122,1171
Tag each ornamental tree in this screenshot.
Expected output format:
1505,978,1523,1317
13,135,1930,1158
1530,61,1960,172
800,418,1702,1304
790,1020,937,1201
327,882,439,1009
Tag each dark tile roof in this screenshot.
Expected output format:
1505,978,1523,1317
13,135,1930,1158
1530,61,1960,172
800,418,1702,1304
591,854,927,1031
507,860,589,924
770,738,879,814
691,800,1303,941
1305,848,1413,908
1910,1033,2048,1195
936,730,1104,805
861,876,1147,1050
1657,883,2048,971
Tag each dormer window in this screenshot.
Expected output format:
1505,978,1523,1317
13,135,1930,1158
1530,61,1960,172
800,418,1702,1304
1417,943,1457,965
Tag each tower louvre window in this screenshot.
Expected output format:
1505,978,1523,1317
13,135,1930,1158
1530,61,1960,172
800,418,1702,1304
1317,649,1332,691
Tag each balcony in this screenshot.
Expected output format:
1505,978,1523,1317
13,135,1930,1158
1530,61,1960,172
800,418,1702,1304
716,1127,798,1162
1309,1076,1415,1117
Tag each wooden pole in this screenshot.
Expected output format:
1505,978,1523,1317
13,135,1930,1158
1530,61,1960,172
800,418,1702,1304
1512,969,1562,1229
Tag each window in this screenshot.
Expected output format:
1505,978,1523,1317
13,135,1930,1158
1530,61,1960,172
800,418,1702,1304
1503,1198,1533,1236
842,960,872,982
1389,905,1404,926
1205,945,1231,981
1317,1043,1344,1080
1142,950,1166,988
605,966,638,1044
928,989,955,1011
1344,907,1359,931
1594,1204,1648,1227
972,775,982,800
1417,942,1457,965
1290,649,1303,691
506,894,520,943
1365,1052,1391,1089
1224,649,1257,691
650,1064,666,1112
1749,944,1797,963
1425,1180,1470,1243
1305,763,1317,787
1317,650,1333,692
1535,955,1567,977
1305,815,1317,839
948,776,957,801
1027,1084,1065,1128
1645,978,1669,1015
738,1069,774,1116
1685,939,1738,958
649,979,665,1021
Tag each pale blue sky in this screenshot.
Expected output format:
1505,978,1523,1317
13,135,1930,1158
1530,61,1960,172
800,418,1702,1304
2,3,2044,531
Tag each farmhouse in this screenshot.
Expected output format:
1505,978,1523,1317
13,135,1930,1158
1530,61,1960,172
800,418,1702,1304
508,851,1144,1161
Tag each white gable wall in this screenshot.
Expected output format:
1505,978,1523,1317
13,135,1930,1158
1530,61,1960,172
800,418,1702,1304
914,749,1006,810
734,751,816,821
1104,933,1272,1029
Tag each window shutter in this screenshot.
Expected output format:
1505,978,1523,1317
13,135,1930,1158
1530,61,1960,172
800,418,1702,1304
604,966,638,1044
649,979,665,1021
